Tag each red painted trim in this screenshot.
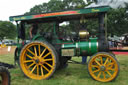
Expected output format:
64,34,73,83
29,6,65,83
33,11,79,18
113,52,128,55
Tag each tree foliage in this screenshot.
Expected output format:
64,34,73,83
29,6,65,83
26,0,86,15
0,21,16,41
107,7,128,36
24,0,128,36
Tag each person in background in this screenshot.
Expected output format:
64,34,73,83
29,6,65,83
82,56,87,64
29,24,38,39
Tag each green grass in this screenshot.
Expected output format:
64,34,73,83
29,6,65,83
0,54,128,85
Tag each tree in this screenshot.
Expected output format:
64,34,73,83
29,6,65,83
24,0,128,37
0,21,16,41
26,0,86,15
107,8,128,36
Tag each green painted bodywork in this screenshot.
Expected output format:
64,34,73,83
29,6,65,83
89,38,98,54
62,38,98,56
32,34,45,41
9,6,110,21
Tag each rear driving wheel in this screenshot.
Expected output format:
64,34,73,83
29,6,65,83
19,41,58,80
88,52,119,82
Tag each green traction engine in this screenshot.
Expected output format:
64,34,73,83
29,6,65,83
10,6,119,82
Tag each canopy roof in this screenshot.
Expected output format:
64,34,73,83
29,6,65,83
9,6,110,23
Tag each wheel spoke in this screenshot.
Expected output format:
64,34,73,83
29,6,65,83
26,54,33,59
38,45,40,56
107,68,115,71
41,66,44,77
27,49,35,55
39,48,46,58
106,62,115,71
93,69,100,73
106,71,112,77
95,59,101,66
28,62,35,69
103,71,106,79
107,62,114,67
41,65,50,72
34,46,37,57
37,65,39,75
91,65,99,68
43,52,51,59
44,59,53,62
97,71,102,78
30,65,37,74
100,56,103,64
24,60,34,63
45,62,53,68
104,57,109,65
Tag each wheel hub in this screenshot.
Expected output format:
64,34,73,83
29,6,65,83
100,66,106,71
35,59,39,64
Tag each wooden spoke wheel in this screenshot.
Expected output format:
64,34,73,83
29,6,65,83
19,41,58,80
87,52,119,82
0,66,10,85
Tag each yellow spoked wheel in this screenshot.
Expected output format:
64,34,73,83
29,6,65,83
88,52,119,82
19,41,58,80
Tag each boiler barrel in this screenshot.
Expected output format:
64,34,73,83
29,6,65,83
61,38,98,56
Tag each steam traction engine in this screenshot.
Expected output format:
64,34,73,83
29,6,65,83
9,6,119,82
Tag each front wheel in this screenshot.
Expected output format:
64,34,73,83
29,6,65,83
87,52,119,82
19,41,58,80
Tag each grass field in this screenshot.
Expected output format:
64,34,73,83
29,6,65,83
0,53,128,85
